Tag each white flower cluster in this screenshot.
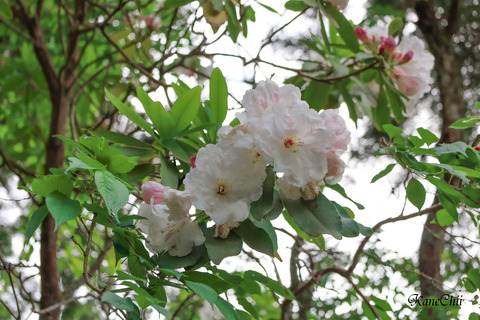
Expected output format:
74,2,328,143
138,81,350,256
355,25,434,114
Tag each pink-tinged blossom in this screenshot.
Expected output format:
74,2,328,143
325,151,346,185
141,181,165,205
138,188,204,257
242,80,306,133
184,144,265,227
318,109,351,153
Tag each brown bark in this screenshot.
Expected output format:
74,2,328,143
415,0,465,312
13,1,85,318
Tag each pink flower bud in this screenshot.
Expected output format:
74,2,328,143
355,27,370,43
141,181,165,205
396,74,424,97
380,36,396,54
400,50,414,64
190,155,196,168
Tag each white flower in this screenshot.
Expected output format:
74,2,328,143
184,144,265,226
254,103,334,188
242,80,305,134
137,188,204,257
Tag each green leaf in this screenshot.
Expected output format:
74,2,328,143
107,154,135,174
153,245,206,269
171,86,202,132
406,178,425,210
235,218,278,256
435,209,455,226
163,0,195,8
280,192,343,239
371,296,393,312
371,163,396,183
95,170,129,214
139,89,174,139
185,280,218,307
25,206,49,243
159,154,178,188
126,164,156,183
250,167,275,220
438,191,459,221
435,141,471,157
383,124,403,139
105,88,156,138
215,296,242,320
450,165,480,178
326,184,364,210
92,129,152,149
449,116,480,129
285,0,308,11
417,127,439,145
183,271,234,293
323,4,359,53
243,270,295,299
384,84,404,123
303,81,331,111
468,269,480,289
263,190,284,220
332,202,360,237
205,227,243,265
32,175,73,197
66,156,104,172
46,192,82,231
256,1,279,13
339,81,358,124
0,0,13,19
388,17,404,36
101,292,139,313
209,68,228,125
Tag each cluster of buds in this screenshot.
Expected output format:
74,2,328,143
354,25,434,101
355,27,413,65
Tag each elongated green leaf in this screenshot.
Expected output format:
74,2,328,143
323,4,359,53
384,84,404,123
205,227,242,265
66,157,104,172
435,141,471,157
209,68,228,125
163,0,195,8
185,280,218,307
92,129,152,149
215,297,242,320
107,154,135,174
159,153,178,188
105,89,156,137
338,81,358,124
95,170,129,214
251,167,275,220
25,206,49,243
153,246,206,269
326,184,365,210
332,202,360,237
406,178,425,210
127,164,155,183
449,116,480,129
285,0,308,11
138,88,174,138
235,218,277,256
371,163,396,183
280,192,343,239
46,192,82,231
171,86,202,133
243,270,295,299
